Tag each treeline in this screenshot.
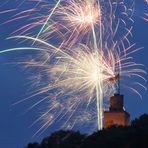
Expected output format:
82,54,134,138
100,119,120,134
26,114,148,148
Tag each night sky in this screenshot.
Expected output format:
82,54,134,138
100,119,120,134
0,0,148,148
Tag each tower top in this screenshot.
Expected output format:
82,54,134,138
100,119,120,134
110,94,124,111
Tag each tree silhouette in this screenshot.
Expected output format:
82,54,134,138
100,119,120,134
41,130,85,148
26,114,148,148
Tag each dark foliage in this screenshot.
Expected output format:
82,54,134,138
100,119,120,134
26,114,148,148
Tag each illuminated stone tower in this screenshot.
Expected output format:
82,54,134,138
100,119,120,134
104,94,130,128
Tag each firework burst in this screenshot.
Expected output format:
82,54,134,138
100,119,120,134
0,0,146,135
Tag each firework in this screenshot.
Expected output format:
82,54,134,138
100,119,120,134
0,0,146,134
143,0,148,21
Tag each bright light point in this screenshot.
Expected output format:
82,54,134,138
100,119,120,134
91,69,99,83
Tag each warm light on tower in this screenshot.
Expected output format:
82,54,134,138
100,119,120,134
104,94,130,128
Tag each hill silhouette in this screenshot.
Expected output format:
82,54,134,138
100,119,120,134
26,114,148,148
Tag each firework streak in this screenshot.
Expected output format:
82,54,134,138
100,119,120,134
144,0,148,21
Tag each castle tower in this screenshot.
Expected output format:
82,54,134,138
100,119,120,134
104,94,130,128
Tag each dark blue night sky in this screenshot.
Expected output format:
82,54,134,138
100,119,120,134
0,0,148,147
